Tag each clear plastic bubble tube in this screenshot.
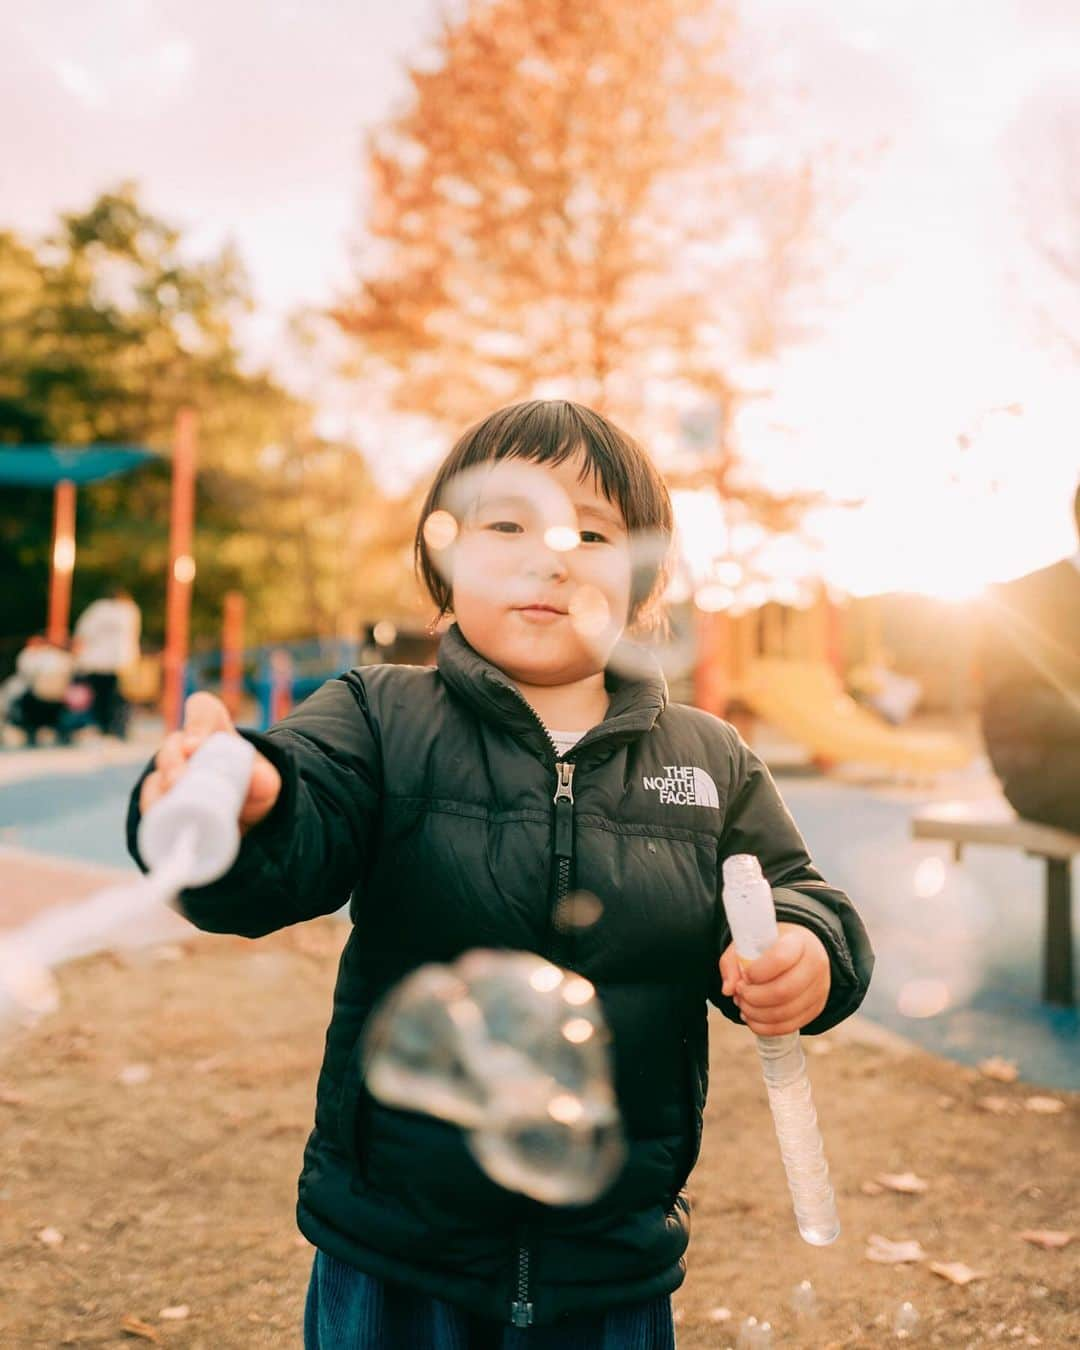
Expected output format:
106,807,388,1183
722,853,840,1246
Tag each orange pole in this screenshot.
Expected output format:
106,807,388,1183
163,409,197,731
221,590,245,719
762,602,783,657
808,584,829,664
47,479,76,644
269,648,294,723
693,608,733,717
825,590,847,676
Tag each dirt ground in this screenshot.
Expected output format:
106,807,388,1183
0,919,1076,1349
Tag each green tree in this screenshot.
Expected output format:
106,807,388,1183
0,185,382,657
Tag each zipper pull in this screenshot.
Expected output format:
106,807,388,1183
553,761,575,859
511,1300,535,1327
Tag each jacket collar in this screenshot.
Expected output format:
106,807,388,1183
437,623,668,762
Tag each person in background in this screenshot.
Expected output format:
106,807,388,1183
980,482,1080,835
12,633,75,746
73,585,141,738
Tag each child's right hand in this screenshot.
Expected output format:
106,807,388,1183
138,692,282,831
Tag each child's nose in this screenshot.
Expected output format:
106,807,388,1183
525,540,570,581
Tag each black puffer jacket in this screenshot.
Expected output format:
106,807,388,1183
126,625,873,1327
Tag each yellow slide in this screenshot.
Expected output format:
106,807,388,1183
739,658,972,775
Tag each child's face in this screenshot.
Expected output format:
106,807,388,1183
445,453,633,687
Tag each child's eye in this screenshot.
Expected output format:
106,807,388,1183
579,530,609,544
487,520,523,534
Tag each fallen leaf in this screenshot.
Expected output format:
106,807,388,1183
0,1087,28,1106
936,1095,956,1110
37,1227,64,1247
707,1306,732,1322
673,1308,685,1325
929,1261,986,1285
159,1305,190,1320
977,1096,1015,1114
808,1040,833,1056
978,1056,1019,1083
117,1064,151,1087
865,1234,926,1264
861,1180,885,1196
876,1172,929,1195
1023,1096,1065,1115
119,1314,162,1342
1018,1230,1073,1249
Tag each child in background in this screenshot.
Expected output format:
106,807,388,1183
129,399,873,1350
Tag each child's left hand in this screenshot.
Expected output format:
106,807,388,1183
718,924,831,1035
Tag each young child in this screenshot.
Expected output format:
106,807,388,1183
129,399,873,1349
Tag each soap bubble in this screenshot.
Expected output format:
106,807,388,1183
736,1315,773,1349
893,1301,920,1339
363,949,625,1205
897,978,952,1019
791,1278,817,1319
913,856,947,899
552,890,605,933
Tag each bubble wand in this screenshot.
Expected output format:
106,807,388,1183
722,853,840,1245
0,734,255,1021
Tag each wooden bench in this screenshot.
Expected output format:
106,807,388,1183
911,800,1079,1006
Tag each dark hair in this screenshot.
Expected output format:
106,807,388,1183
414,400,674,631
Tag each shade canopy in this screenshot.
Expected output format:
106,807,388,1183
0,445,157,487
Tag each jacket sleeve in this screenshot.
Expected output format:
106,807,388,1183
710,725,874,1034
125,673,380,938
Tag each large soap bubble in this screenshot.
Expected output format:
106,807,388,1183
363,949,625,1205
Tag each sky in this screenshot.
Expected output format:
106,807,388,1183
2,0,1079,596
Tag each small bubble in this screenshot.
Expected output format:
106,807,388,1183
547,1092,585,1124
791,1279,817,1318
913,856,947,898
543,525,579,552
553,892,604,932
422,509,458,551
560,976,595,1007
561,1017,595,1045
568,585,611,639
897,978,951,1018
736,1316,759,1350
893,1300,919,1339
528,964,563,994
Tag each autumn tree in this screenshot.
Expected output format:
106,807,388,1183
333,0,842,498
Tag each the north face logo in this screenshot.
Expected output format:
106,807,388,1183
641,765,720,808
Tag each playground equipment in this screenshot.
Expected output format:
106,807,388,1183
739,657,971,775
693,586,972,775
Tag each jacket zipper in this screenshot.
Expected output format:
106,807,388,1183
511,757,576,1327
510,1234,534,1326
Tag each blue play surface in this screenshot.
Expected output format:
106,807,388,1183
1,763,1076,1088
